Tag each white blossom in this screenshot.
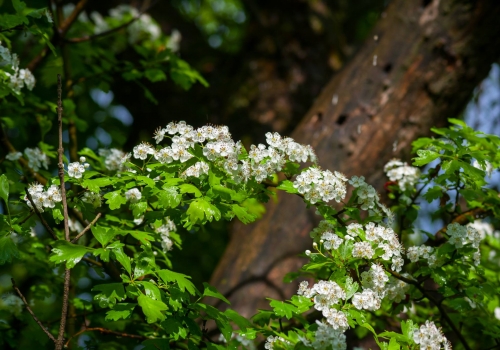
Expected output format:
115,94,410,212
125,188,141,203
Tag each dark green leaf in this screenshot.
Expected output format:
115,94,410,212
92,283,126,308
105,303,136,321
138,294,168,323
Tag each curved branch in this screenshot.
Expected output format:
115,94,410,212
12,278,56,343
387,269,471,350
70,212,101,243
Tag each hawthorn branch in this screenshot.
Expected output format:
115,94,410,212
11,278,56,343
25,191,57,240
387,269,471,350
71,213,101,243
55,74,72,350
64,327,150,347
66,0,157,44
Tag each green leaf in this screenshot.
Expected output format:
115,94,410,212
137,175,156,188
388,337,401,350
179,184,202,198
145,69,167,82
103,190,127,210
223,309,253,331
142,339,170,350
231,204,256,224
413,150,440,166
158,187,181,208
276,180,298,194
139,281,162,300
268,299,297,319
0,236,20,264
202,283,230,304
423,186,443,202
112,247,131,275
157,269,197,295
131,201,148,218
138,294,168,323
12,0,27,13
186,198,221,226
92,283,126,308
0,174,9,203
49,241,91,268
82,177,113,192
91,226,116,246
344,277,359,300
120,230,154,247
105,303,136,321
290,295,314,314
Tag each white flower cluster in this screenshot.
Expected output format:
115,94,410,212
297,281,348,331
109,5,161,44
99,148,130,172
293,168,347,204
351,264,387,310
125,188,141,203
219,333,255,350
413,321,451,350
24,183,62,212
149,121,316,184
180,161,209,179
406,245,438,268
447,222,482,266
0,44,35,93
25,147,49,172
348,176,380,210
5,151,22,161
153,217,177,252
384,159,421,191
312,320,346,350
385,276,410,303
264,335,290,350
68,157,90,179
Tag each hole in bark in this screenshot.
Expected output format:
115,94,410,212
383,63,393,73
422,0,432,7
336,114,348,125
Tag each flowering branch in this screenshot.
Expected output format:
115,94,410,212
387,268,471,350
25,191,57,240
65,1,158,44
70,212,101,243
11,278,56,343
55,74,72,350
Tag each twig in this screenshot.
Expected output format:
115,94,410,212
65,0,157,44
71,213,101,243
11,278,56,343
55,74,72,350
387,269,472,350
82,257,103,267
59,0,88,37
64,327,150,347
427,207,491,247
25,191,57,240
18,211,35,225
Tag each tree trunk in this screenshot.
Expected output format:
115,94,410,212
210,0,500,318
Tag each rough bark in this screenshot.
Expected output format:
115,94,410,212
210,0,500,318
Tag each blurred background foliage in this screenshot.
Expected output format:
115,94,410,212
0,1,499,347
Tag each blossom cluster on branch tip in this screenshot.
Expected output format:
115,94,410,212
413,321,451,350
384,159,420,191
0,44,36,93
293,168,347,204
67,157,90,179
24,183,62,212
152,217,177,253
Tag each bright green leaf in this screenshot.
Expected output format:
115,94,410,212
138,294,168,323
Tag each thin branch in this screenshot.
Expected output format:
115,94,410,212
59,0,88,37
25,191,57,240
71,213,101,243
428,207,491,247
65,0,157,44
18,211,35,225
387,269,471,350
11,278,56,343
55,74,72,350
64,327,150,347
82,257,103,267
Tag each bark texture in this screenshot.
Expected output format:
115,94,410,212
210,0,500,317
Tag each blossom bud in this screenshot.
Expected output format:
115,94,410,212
84,163,90,168
79,156,86,163
312,242,318,249
305,250,311,256
320,239,324,244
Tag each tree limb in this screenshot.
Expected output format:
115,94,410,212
55,74,72,350
71,213,101,243
11,278,56,343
